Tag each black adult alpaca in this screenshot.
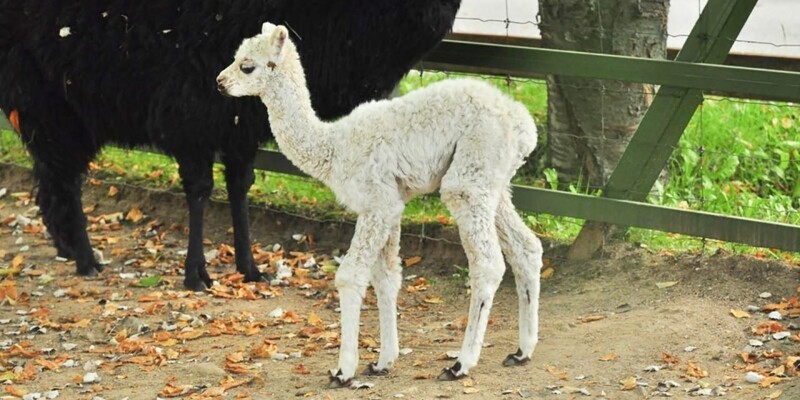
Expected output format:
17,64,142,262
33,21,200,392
0,0,461,290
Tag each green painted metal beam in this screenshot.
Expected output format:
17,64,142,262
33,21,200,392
511,186,800,252
249,149,800,252
606,0,758,201
424,40,800,103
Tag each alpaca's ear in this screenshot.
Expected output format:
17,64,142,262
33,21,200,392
270,25,288,54
261,22,277,34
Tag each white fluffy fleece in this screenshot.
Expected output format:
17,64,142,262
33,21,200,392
218,23,544,385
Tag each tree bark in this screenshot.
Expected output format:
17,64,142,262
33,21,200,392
538,0,669,187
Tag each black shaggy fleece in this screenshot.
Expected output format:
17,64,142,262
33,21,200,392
0,0,461,290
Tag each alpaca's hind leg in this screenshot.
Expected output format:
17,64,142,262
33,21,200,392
495,191,542,366
331,211,399,387
17,102,100,276
176,155,215,291
34,158,100,276
438,188,504,380
365,220,403,376
221,156,267,283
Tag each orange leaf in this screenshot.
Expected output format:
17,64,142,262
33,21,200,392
108,186,119,197
292,364,310,375
226,352,245,364
403,256,422,267
730,309,750,319
126,207,144,223
760,376,783,388
599,353,619,362
661,352,680,365
4,385,26,397
8,109,20,132
220,376,253,391
10,254,24,270
580,315,605,323
620,376,637,391
307,313,323,327
685,361,708,378
175,329,206,341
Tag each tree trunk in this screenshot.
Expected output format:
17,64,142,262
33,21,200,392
538,0,669,187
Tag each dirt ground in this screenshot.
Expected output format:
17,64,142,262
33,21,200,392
0,164,798,400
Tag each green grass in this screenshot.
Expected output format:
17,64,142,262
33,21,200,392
1,71,798,262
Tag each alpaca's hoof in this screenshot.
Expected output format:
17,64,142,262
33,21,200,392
243,271,272,284
364,363,389,376
502,349,531,367
183,278,209,292
77,263,103,277
437,362,467,381
328,369,352,389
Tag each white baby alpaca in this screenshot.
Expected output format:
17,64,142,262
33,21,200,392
218,23,544,386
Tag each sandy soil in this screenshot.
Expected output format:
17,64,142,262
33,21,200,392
0,164,798,400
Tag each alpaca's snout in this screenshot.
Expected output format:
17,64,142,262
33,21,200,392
216,76,231,96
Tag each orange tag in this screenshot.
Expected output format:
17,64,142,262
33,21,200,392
8,109,20,132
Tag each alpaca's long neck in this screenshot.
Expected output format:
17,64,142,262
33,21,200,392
259,51,332,181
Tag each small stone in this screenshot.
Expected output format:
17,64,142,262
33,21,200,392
271,353,289,361
268,308,284,318
62,343,78,351
59,27,72,37
684,346,697,352
445,350,460,359
747,305,760,312
748,339,763,347
644,365,662,372
768,311,783,320
759,292,772,299
745,371,764,384
43,391,59,399
23,393,41,400
399,348,413,356
772,331,791,340
83,372,100,383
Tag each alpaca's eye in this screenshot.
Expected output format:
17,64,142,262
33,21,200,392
240,64,255,74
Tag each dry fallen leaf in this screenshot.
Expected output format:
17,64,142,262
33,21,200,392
599,353,619,362
108,186,119,197
620,376,637,391
730,309,751,319
580,315,605,323
541,267,555,279
685,361,708,378
403,256,422,267
760,376,783,388
661,352,680,365
126,206,144,223
545,365,568,380
766,389,783,399
656,281,679,289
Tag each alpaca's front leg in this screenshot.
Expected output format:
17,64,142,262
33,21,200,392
365,222,403,376
330,213,394,388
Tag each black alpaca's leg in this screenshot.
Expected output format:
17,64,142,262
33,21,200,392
176,156,215,291
34,159,101,276
222,156,268,283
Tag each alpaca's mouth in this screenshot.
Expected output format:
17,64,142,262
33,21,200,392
217,84,232,97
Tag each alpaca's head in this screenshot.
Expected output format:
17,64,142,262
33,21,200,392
217,23,292,97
